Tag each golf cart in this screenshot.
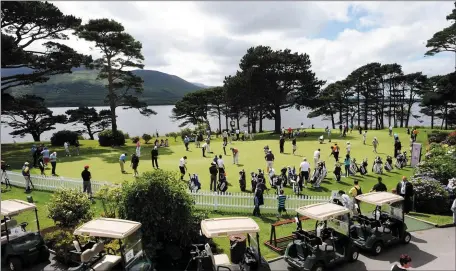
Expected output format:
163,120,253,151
284,202,359,271
69,218,152,271
198,217,271,271
1,199,50,271
351,192,411,255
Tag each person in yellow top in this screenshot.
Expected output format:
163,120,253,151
349,180,362,213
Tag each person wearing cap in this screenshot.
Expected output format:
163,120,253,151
81,165,92,199
231,147,239,165
119,153,127,173
130,153,140,177
299,158,310,189
50,151,57,176
391,254,412,271
265,150,274,173
209,161,218,192
372,137,379,153
396,176,414,214
22,162,32,192
179,156,187,180
151,146,159,169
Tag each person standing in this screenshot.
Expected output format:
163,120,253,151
41,147,50,167
81,165,92,199
346,142,351,156
337,190,353,211
391,254,412,271
344,154,351,177
358,126,362,135
277,189,287,218
372,137,379,153
217,155,225,176
235,129,240,140
201,142,207,157
349,180,362,213
371,177,387,192
184,135,190,151
287,127,292,139
131,153,140,177
333,143,340,162
299,158,310,189
222,130,228,145
38,156,45,176
362,130,367,145
279,135,285,154
389,126,393,137
222,140,227,155
50,152,57,176
396,176,414,214
179,156,187,180
119,153,127,174
64,141,71,157
327,128,331,142
136,140,141,157
22,162,32,193
206,136,211,153
265,150,275,172
313,148,320,167
231,147,239,165
151,146,159,169
292,137,297,155
209,162,218,192
394,139,402,157
31,145,38,167
74,140,80,156
339,124,343,134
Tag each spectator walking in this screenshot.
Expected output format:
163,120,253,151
50,152,57,176
299,158,310,189
279,135,285,153
119,153,127,174
396,176,414,214
334,163,342,183
391,254,412,271
349,180,362,213
81,165,93,200
231,147,239,165
371,177,387,192
277,189,287,218
38,156,45,176
74,140,80,155
136,140,141,157
179,156,187,180
217,155,225,176
31,145,38,167
265,150,275,172
209,162,218,192
362,130,367,145
222,140,227,155
151,146,159,169
131,153,139,177
344,154,351,177
389,126,393,137
313,148,320,167
346,142,351,156
184,135,190,151
333,143,340,162
292,137,297,155
41,147,50,167
64,141,70,156
372,137,379,153
22,162,32,193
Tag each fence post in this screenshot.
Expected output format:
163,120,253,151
213,193,218,211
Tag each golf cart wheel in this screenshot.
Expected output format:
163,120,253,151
8,257,22,271
311,262,325,271
402,232,412,244
372,242,383,256
347,248,359,262
39,248,50,262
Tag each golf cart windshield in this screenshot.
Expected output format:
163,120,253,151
123,229,150,270
327,218,349,235
1,200,40,245
374,202,404,220
356,192,404,220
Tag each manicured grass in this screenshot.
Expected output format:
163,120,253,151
1,128,427,196
408,212,454,226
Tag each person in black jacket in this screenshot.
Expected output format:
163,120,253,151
151,146,159,169
394,139,402,158
391,254,412,271
371,177,387,192
131,153,140,177
81,165,92,199
209,162,218,192
279,135,285,153
396,176,414,214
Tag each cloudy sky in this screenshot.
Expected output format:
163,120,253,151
46,1,454,86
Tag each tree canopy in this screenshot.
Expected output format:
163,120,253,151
65,107,112,140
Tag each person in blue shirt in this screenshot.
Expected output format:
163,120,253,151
344,154,351,177
184,136,190,151
119,153,127,173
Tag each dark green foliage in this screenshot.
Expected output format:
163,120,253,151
47,189,93,228
118,170,208,257
44,229,74,263
445,131,456,145
410,176,450,214
425,2,456,57
142,133,152,143
131,136,140,144
171,89,211,127
50,130,80,146
1,95,67,141
416,144,456,185
65,107,111,140
98,129,126,146
427,130,450,143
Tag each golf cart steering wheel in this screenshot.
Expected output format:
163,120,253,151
19,222,28,231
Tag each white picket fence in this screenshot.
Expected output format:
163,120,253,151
4,171,331,213
189,190,331,213
4,171,111,194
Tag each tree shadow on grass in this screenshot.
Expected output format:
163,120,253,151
252,131,358,142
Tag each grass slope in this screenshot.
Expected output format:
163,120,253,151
4,69,201,107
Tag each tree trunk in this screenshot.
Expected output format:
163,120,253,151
247,108,251,133
251,117,257,133
431,108,434,129
236,117,240,130
225,111,229,131
444,105,448,130
86,125,95,140
106,58,117,134
32,132,40,142
259,110,263,132
274,106,281,133
330,112,335,129
217,110,222,132
357,86,361,127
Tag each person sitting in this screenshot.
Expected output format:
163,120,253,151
164,138,169,147
160,139,165,147
319,135,324,144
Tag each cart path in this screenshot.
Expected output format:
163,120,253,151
269,227,456,271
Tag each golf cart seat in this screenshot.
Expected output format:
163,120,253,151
375,227,391,234
318,242,334,252
1,219,17,234
73,242,122,271
205,243,231,267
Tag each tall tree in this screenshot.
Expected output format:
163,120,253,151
1,95,67,141
206,87,226,133
171,90,210,127
76,19,155,134
425,2,456,70
1,1,92,98
65,107,112,140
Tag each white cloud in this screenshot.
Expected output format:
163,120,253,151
42,1,456,86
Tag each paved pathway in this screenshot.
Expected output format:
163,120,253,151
269,227,456,271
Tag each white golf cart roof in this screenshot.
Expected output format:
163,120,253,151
296,202,351,221
73,218,141,239
201,217,260,238
1,199,36,216
356,192,404,206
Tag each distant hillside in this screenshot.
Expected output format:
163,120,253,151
2,68,202,107
191,82,213,89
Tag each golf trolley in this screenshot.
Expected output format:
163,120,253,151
372,157,383,174
395,152,408,169
188,174,201,192
359,159,368,175
349,159,359,176
384,156,393,172
287,167,300,194
310,161,327,188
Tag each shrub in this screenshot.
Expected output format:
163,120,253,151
47,189,94,228
168,132,179,142
410,176,450,214
142,133,152,144
180,128,193,140
44,229,74,263
50,130,80,146
96,185,122,218
124,132,130,139
131,136,140,144
118,170,208,259
98,129,126,146
444,131,456,146
427,130,450,144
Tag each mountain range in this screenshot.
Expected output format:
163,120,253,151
1,67,212,107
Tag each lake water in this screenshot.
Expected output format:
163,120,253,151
1,104,431,143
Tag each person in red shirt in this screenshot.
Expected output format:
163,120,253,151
230,147,239,164
288,127,292,139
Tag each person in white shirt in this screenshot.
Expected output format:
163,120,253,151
299,158,311,189
372,137,379,153
346,142,351,155
179,156,187,180
389,126,393,136
217,155,225,176
313,149,320,167
244,130,248,141
327,128,331,142
362,131,367,145
64,142,70,157
235,129,240,140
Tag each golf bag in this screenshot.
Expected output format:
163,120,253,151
271,175,282,195
188,174,201,192
257,170,266,188
310,161,326,187
239,170,246,192
372,156,383,174
280,167,288,187
359,159,368,175
385,156,393,171
287,166,300,194
395,153,406,169
349,159,359,176
250,172,258,193
218,175,228,193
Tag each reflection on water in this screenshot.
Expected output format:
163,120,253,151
1,104,430,143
